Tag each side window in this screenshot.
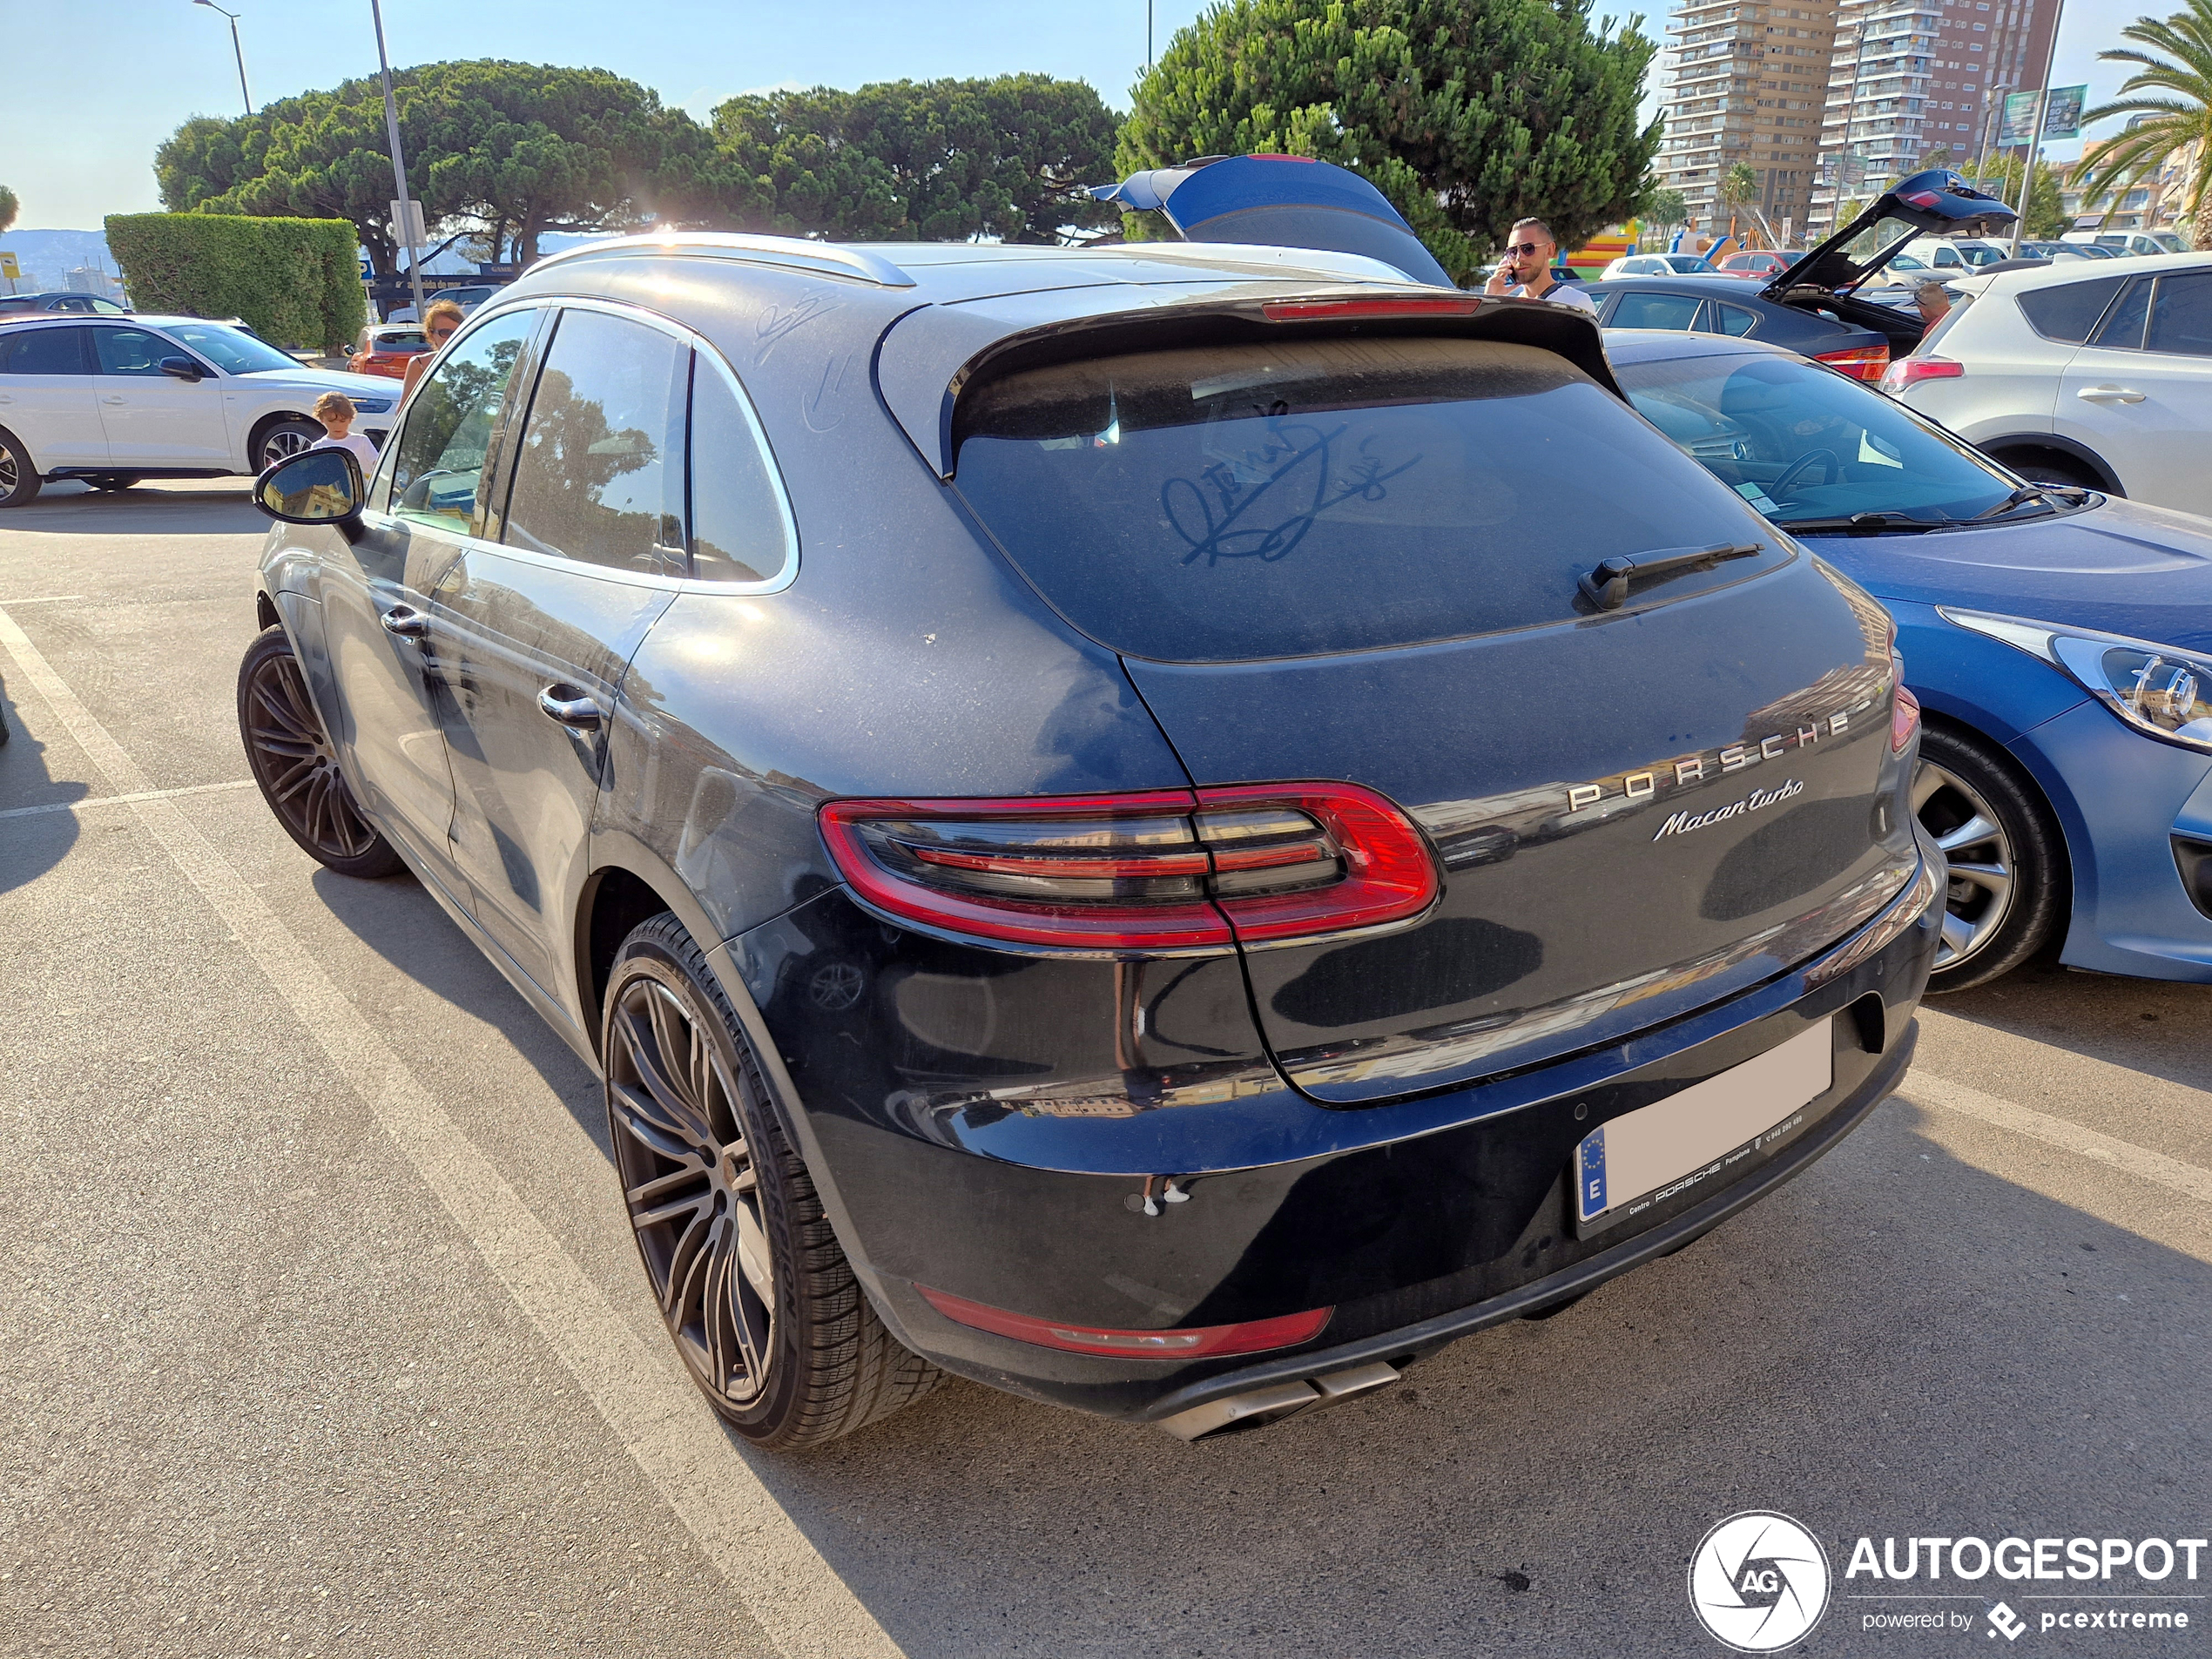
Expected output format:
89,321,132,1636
2016,276,2126,344
2144,272,2212,358
501,308,685,575
91,328,176,376
2093,280,2151,351
687,350,797,585
1608,291,1704,331
1710,302,1758,337
0,327,91,375
388,307,536,534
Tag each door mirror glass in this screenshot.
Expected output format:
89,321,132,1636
158,356,203,381
255,448,361,523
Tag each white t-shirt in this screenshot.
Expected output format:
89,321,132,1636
311,431,381,472
1504,280,1599,316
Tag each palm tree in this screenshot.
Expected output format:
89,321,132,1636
2074,0,2212,248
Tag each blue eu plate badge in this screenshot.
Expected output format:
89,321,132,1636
1575,1125,1607,1225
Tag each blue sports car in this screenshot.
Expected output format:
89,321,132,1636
1608,329,2212,990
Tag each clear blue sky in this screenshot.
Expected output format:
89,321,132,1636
0,0,2152,232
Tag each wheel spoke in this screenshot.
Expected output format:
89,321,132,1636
625,1163,707,1207
1910,765,1946,813
612,1003,708,1142
631,1187,711,1231
1936,813,2001,856
1948,860,2012,898
609,1076,699,1157
1939,909,1976,957
664,1204,714,1320
732,1204,775,1304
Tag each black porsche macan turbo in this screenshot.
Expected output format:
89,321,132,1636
242,220,1941,1447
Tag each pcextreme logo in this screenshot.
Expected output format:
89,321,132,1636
1689,1511,1832,1652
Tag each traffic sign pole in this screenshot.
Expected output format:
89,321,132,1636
370,0,427,325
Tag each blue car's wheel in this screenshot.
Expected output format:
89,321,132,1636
1913,725,2063,991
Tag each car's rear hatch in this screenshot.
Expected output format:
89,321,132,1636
949,310,1919,1103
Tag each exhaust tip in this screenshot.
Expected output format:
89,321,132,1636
1157,1360,1400,1442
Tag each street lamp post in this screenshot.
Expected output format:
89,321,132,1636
192,0,253,115
369,0,427,326
2009,0,2068,255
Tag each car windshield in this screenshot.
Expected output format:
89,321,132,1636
159,321,300,375
954,334,1783,662
1616,348,2022,527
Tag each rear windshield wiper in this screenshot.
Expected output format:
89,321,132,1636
1771,510,1949,534
1579,542,1764,610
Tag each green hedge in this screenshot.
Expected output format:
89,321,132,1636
104,212,365,352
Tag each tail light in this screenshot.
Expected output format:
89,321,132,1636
918,1285,1333,1358
818,783,1439,954
1881,355,1963,393
1814,344,1891,381
1892,655,1922,753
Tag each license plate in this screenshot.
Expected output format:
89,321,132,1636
1572,1019,1834,1237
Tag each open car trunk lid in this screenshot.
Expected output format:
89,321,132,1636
950,319,1920,1104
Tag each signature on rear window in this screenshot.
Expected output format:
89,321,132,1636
1163,419,1421,565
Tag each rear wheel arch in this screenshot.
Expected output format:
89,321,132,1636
1981,436,2123,494
246,410,322,472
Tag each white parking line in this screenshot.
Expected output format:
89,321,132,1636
1903,1072,2212,1206
0,779,256,819
0,603,905,1659
0,595,87,605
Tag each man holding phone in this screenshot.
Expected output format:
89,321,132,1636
1482,218,1598,315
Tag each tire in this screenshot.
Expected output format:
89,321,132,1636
86,475,142,493
0,430,41,508
603,913,941,1448
1913,724,2066,992
253,416,323,471
236,625,407,879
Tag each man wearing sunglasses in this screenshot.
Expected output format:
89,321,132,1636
1481,218,1597,316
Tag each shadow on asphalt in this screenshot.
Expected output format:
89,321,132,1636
0,679,87,896
3,482,266,537
1930,957,2212,1097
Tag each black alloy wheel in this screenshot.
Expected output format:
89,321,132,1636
1913,724,2064,992
0,430,40,508
254,417,324,471
236,626,406,879
603,914,941,1448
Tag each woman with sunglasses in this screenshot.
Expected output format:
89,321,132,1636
400,298,468,402
1481,218,1598,315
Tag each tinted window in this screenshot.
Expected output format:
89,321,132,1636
1609,291,1705,331
2094,279,2150,350
1620,349,2016,526
502,308,684,574
91,328,173,375
1710,302,1758,336
953,336,1780,663
0,327,90,374
161,321,297,375
688,352,795,584
2018,276,2125,343
388,307,535,533
2145,272,2212,357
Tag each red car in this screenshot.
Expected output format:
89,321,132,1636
345,323,429,381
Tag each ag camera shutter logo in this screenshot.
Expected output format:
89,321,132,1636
1689,1511,1833,1651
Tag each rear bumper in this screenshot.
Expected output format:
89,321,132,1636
737,851,1942,1422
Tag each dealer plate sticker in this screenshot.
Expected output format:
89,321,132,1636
1573,1018,1834,1237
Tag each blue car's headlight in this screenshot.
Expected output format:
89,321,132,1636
348,397,394,415
1942,608,2212,755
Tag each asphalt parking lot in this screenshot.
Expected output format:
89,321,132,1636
2,481,2207,1659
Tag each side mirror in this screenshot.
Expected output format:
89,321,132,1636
254,448,362,529
158,356,204,381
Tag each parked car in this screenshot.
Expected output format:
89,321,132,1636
387,283,500,324
2017,240,2112,263
2064,230,2189,258
1581,170,2020,381
0,291,131,318
346,323,429,381
1601,253,1720,278
0,314,395,505
1612,327,2212,990
239,216,1938,1449
1897,236,2011,273
1881,253,2212,508
1716,250,1804,278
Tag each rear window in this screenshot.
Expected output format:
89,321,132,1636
952,335,1783,663
2017,276,2126,343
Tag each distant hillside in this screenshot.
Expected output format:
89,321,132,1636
0,229,118,292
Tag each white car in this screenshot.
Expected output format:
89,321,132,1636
2062,230,2189,258
1896,235,2012,273
0,314,397,507
1881,253,2212,510
388,284,500,324
1599,253,1721,278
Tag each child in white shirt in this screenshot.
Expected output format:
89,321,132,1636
310,392,381,474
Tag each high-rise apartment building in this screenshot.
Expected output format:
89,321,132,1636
1653,0,1839,239
1805,0,2060,236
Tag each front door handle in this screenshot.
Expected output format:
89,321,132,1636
380,605,430,638
537,685,603,729
101,395,127,405
2077,385,2146,402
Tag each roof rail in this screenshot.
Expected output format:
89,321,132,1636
527,233,916,289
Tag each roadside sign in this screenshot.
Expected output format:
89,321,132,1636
389,199,428,246
2041,85,2087,139
2000,91,2041,145
0,253,17,280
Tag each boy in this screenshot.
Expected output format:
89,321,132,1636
310,391,381,473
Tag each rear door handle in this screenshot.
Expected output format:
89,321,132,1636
101,395,127,405
380,605,430,638
2077,385,2146,402
537,685,603,729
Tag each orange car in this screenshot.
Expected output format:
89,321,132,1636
346,324,429,381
